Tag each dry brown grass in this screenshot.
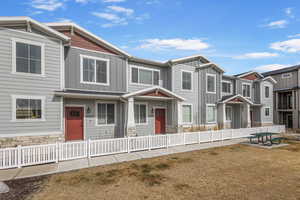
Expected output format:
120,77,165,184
28,142,300,200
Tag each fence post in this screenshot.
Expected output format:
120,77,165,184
148,135,151,151
183,133,186,145
221,130,223,142
198,132,201,144
166,135,169,149
127,137,130,153
17,145,21,168
210,131,213,143
55,142,59,163
87,139,91,159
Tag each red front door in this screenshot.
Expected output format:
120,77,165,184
65,107,84,141
155,109,166,134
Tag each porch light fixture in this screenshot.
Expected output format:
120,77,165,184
87,106,91,114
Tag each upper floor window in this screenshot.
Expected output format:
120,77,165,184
13,39,44,75
96,103,115,125
265,86,270,98
222,81,232,94
182,104,192,124
181,71,192,91
242,83,251,98
265,107,270,116
12,95,45,121
131,66,159,86
282,73,292,79
81,55,109,85
206,73,216,94
134,103,147,124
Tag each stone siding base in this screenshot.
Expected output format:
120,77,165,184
0,134,65,148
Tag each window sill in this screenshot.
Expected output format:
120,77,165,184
206,91,216,94
95,124,116,127
11,119,46,123
130,82,159,87
181,89,193,92
136,123,148,126
11,72,46,78
81,81,110,86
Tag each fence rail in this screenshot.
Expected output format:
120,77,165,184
0,125,285,170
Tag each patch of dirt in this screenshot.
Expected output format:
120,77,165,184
0,176,47,200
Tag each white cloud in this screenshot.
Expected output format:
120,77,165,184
139,38,210,51
233,52,279,59
265,20,288,29
75,0,89,3
91,12,127,27
285,7,294,18
270,39,300,53
56,18,73,23
254,64,287,72
107,6,134,16
102,0,126,2
288,33,300,38
30,0,64,11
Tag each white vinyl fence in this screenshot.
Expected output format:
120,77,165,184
0,125,285,170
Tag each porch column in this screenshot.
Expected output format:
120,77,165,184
243,103,251,128
176,101,183,132
126,97,136,137
217,103,226,129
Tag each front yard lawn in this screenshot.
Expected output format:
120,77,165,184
2,140,300,200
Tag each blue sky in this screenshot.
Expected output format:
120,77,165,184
2,0,300,75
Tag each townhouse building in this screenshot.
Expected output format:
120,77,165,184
263,65,300,129
0,17,276,147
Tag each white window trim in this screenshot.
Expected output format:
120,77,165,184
134,102,148,125
282,73,292,79
206,73,217,94
206,104,217,124
225,106,232,122
95,101,117,127
11,95,46,122
265,86,270,98
80,54,110,86
222,80,233,95
11,38,45,77
182,103,193,125
181,70,193,91
264,107,271,117
242,82,252,98
130,65,160,86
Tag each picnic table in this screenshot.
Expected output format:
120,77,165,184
248,132,284,145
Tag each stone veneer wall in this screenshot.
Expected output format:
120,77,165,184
0,134,65,148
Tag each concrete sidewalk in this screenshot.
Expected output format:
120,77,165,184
0,138,246,181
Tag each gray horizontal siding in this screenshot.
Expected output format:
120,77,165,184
65,47,127,93
0,28,63,136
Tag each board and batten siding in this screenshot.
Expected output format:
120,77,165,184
64,47,127,93
0,28,63,136
127,61,171,92
198,67,222,125
270,70,299,90
172,64,199,125
260,80,274,123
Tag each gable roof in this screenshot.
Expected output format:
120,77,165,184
45,22,131,57
262,64,300,76
235,71,263,79
0,17,70,43
122,86,185,101
219,94,254,105
168,55,210,64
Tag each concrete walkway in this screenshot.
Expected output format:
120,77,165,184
0,138,246,181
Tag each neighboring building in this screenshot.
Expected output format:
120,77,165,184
263,65,300,129
0,17,276,147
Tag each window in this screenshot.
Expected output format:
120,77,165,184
242,83,251,98
182,71,192,90
13,39,44,75
206,104,216,123
265,86,270,98
206,74,216,93
265,108,270,116
81,55,109,85
182,104,192,123
222,81,232,94
134,103,147,124
282,73,292,79
131,66,159,86
97,103,115,125
225,107,232,121
12,96,44,121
